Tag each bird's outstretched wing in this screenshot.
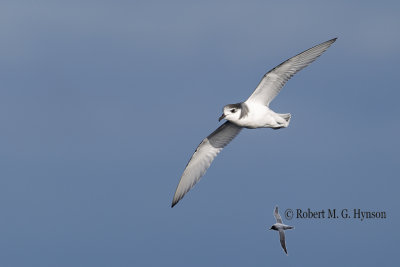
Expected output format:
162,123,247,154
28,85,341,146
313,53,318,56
279,229,288,254
172,122,242,207
274,206,283,223
246,38,337,106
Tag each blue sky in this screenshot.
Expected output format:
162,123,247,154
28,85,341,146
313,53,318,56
0,1,399,266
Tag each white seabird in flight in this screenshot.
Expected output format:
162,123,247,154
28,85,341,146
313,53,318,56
270,206,294,255
172,38,337,207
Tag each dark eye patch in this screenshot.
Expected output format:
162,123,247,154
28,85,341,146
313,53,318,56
230,109,236,113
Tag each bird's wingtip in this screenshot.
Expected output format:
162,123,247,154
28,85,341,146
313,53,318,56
171,195,181,208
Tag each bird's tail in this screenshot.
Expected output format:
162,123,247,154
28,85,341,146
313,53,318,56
279,113,291,124
271,113,291,130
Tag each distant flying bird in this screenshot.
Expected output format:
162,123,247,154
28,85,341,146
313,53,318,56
171,38,337,207
270,206,294,255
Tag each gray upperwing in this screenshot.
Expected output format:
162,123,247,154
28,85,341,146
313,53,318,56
246,38,337,107
274,206,283,223
171,122,242,207
279,229,288,254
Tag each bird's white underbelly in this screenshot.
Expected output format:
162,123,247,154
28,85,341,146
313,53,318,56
234,105,282,129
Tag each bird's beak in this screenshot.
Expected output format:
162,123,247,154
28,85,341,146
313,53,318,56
218,114,226,122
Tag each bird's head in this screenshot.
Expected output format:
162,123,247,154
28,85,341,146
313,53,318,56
270,225,277,230
219,103,242,122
